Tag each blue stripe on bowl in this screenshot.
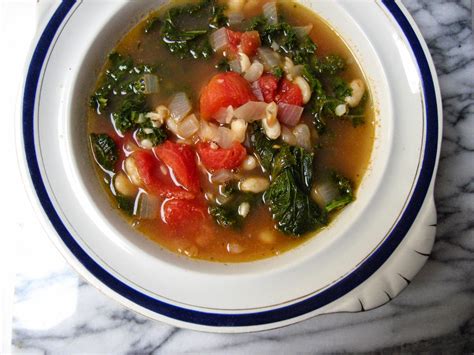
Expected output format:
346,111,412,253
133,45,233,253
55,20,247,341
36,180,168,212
22,0,439,327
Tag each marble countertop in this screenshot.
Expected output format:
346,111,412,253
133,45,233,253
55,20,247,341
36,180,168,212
3,0,473,353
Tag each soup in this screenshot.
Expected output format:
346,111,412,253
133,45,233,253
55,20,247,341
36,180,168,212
88,0,375,262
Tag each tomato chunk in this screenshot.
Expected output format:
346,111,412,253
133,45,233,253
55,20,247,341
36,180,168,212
154,141,200,194
200,72,256,120
275,78,303,106
197,142,247,171
133,150,195,200
226,29,242,56
240,31,261,57
258,74,280,103
162,198,207,229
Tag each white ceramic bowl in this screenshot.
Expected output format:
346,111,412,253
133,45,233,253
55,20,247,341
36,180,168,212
19,0,442,332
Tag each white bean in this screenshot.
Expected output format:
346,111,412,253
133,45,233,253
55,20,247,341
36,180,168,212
335,104,347,116
281,125,297,145
227,242,244,254
230,118,248,143
294,76,312,104
283,57,295,80
240,177,270,193
238,202,250,218
345,79,365,107
124,157,142,187
241,155,258,170
293,123,312,151
239,52,251,72
114,172,138,197
262,102,281,139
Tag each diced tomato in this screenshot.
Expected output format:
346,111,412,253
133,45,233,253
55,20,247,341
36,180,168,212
133,150,195,200
197,142,247,171
154,141,200,194
226,29,242,56
258,74,280,103
275,78,303,106
162,198,207,229
200,72,256,120
240,31,261,57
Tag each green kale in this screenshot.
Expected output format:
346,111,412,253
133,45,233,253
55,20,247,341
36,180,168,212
272,66,284,79
111,95,146,134
249,16,317,64
250,123,277,171
312,55,346,76
144,16,161,33
324,172,354,213
264,169,325,236
90,133,118,172
135,124,168,146
161,0,227,59
346,92,369,127
116,195,135,216
216,58,231,72
209,205,241,228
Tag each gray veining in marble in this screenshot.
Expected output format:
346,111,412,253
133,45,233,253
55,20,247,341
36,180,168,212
11,0,474,353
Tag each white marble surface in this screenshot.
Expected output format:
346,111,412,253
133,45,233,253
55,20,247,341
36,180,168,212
3,0,474,353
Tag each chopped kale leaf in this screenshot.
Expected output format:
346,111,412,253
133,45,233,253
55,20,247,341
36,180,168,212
90,133,118,172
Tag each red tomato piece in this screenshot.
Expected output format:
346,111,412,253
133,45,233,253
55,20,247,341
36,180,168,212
258,74,279,103
240,31,261,57
133,150,195,200
275,78,303,106
197,142,247,171
162,198,207,229
154,141,200,194
226,29,242,56
200,72,256,120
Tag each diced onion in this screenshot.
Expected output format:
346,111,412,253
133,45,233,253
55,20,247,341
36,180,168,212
198,121,219,141
244,61,264,82
215,126,235,148
166,117,179,136
214,105,234,124
293,123,312,151
233,101,268,122
281,125,297,145
278,103,303,127
209,27,229,52
169,92,191,122
228,58,242,73
177,114,200,138
311,182,339,208
227,242,244,254
294,24,313,38
257,47,281,70
228,12,245,25
271,41,280,51
263,2,278,25
137,193,160,219
251,81,264,101
211,169,234,184
142,74,159,94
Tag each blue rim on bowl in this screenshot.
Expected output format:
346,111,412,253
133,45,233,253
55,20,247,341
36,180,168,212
22,0,439,328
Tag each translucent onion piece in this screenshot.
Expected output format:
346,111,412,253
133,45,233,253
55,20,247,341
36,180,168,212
281,125,297,145
143,74,159,94
215,126,235,148
228,12,245,25
169,92,191,122
277,103,304,127
271,41,280,51
211,169,234,184
251,81,264,101
137,193,160,220
294,24,313,38
257,47,281,70
292,123,312,151
198,120,219,141
227,242,245,254
244,61,264,82
228,58,242,73
214,105,234,124
311,181,339,208
209,27,229,52
233,101,268,122
177,114,200,138
263,2,278,25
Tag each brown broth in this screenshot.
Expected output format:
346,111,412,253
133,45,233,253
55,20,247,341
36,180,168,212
88,0,375,262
